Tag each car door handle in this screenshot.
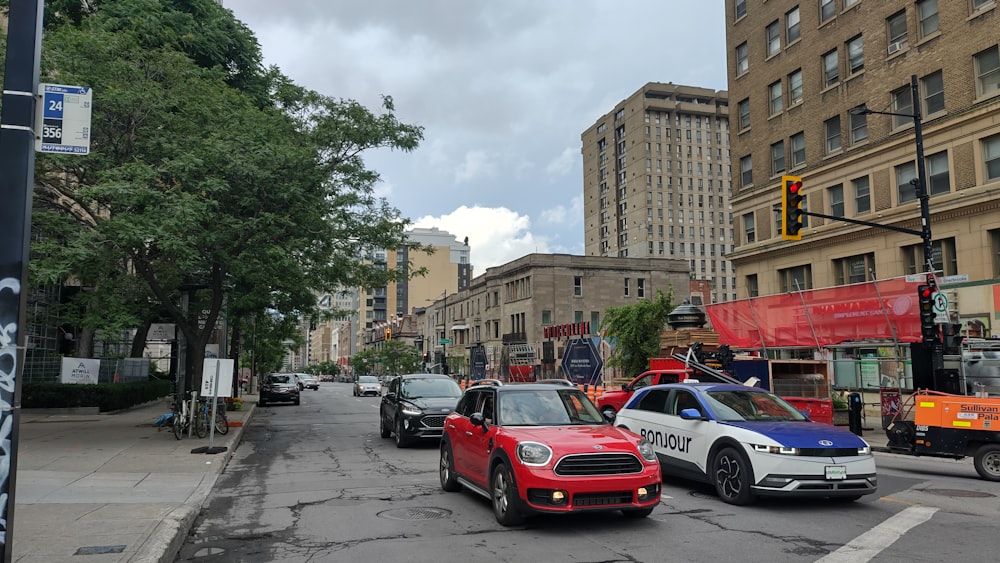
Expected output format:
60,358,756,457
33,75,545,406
465,431,473,436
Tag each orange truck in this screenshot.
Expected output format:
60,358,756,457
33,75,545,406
884,390,1000,481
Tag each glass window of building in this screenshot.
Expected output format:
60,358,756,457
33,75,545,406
891,84,915,129
926,151,951,195
769,81,783,115
788,69,803,105
985,134,1000,181
790,132,805,167
766,20,781,57
917,0,939,38
853,176,871,214
847,35,864,75
822,49,839,87
887,10,908,51
896,161,917,203
922,71,944,115
850,112,868,144
786,7,801,43
828,184,845,217
974,46,999,98
824,116,842,154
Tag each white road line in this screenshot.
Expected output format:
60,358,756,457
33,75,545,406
815,505,938,563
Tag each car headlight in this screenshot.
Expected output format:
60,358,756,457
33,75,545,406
637,439,657,462
752,444,800,455
401,403,423,416
858,445,871,455
516,441,552,466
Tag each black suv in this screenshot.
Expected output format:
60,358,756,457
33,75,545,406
380,373,462,447
260,373,301,407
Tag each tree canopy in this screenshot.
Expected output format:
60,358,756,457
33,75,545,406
599,289,675,379
20,0,425,388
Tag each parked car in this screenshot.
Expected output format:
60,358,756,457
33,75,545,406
259,373,301,407
298,374,320,390
596,368,693,418
440,383,662,526
380,373,463,447
533,378,576,387
354,375,382,397
613,382,877,505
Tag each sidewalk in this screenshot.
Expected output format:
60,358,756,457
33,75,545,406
12,394,257,563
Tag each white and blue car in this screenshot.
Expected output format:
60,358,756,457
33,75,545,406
614,382,876,505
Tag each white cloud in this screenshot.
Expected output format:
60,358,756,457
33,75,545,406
545,147,577,177
413,206,550,271
540,195,583,226
454,150,497,184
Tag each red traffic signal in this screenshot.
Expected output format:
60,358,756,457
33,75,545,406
917,284,939,344
781,175,804,240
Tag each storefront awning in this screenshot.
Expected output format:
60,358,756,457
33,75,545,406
451,324,469,331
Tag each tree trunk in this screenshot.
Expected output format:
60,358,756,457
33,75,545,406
76,325,95,358
131,319,151,358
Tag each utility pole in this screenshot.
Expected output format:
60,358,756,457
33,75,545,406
0,1,44,559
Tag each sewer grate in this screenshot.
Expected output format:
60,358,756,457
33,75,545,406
920,488,995,498
75,545,126,555
377,507,452,520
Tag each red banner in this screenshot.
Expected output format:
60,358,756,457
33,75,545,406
705,277,923,348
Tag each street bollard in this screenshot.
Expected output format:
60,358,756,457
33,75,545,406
848,392,863,436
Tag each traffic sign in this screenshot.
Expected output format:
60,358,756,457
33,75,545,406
35,83,92,155
439,338,451,345
932,292,948,313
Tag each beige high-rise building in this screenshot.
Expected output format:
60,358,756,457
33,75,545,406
725,0,1000,333
582,83,736,304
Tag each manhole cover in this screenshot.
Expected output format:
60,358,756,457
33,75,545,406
377,507,452,520
920,488,995,498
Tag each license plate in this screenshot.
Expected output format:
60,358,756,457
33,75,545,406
825,465,847,480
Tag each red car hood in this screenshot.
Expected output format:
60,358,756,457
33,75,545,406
504,425,641,457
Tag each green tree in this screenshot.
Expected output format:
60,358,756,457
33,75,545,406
350,349,378,378
378,340,422,376
27,1,424,391
599,289,675,379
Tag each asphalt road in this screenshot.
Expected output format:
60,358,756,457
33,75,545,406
174,382,1000,562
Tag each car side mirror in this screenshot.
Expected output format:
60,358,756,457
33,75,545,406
798,409,811,421
679,408,704,420
621,384,629,391
470,412,489,430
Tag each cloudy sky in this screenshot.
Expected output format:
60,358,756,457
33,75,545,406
225,1,728,270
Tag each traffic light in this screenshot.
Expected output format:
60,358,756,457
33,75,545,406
917,284,939,344
384,328,392,341
781,175,804,241
422,352,429,362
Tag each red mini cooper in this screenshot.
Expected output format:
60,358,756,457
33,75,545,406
440,383,662,526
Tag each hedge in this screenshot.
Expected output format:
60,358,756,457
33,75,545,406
21,380,173,412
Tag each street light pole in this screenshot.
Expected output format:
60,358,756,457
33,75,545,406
441,291,449,376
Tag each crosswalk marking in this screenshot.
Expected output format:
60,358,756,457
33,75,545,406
815,505,938,563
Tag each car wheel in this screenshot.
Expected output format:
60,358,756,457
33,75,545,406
974,444,1000,481
379,415,391,439
394,417,409,448
491,462,524,526
259,398,266,407
294,397,301,406
713,446,755,505
440,442,461,492
622,506,655,519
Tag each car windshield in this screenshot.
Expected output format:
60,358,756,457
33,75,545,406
703,390,808,422
400,378,462,399
498,388,605,426
358,376,378,384
268,375,292,384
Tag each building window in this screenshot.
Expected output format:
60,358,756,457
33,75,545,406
738,98,750,130
820,0,836,22
624,278,630,297
904,238,957,275
542,310,552,325
740,155,753,187
788,69,803,105
779,265,813,292
926,150,951,195
985,134,1000,181
790,132,805,167
735,0,747,19
771,141,785,176
850,112,868,144
637,278,646,298
896,161,917,203
921,71,945,115
746,274,759,298
992,229,1000,279
853,176,871,214
822,49,839,88
974,46,1000,98
917,0,939,38
847,35,864,75
833,253,876,285
824,116,842,154
973,0,993,12
766,21,781,57
828,184,845,217
743,212,755,244
573,276,582,297
769,81,783,115
891,85,914,129
887,10,908,53
736,42,749,75
786,7,801,43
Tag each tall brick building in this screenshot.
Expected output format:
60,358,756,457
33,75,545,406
724,0,1000,333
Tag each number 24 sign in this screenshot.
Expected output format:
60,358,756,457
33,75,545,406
35,83,93,155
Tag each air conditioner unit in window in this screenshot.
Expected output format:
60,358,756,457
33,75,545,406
887,41,904,55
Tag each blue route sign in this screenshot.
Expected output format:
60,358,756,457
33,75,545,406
35,83,92,155
560,337,604,386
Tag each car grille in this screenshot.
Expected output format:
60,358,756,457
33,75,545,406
573,492,633,506
798,448,863,457
554,453,643,476
420,415,447,428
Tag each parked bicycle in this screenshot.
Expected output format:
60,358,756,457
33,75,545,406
171,396,207,440
199,397,229,436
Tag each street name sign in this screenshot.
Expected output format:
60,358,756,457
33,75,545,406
35,83,92,154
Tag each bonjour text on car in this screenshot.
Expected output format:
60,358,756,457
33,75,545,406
259,373,301,407
613,382,876,505
440,383,662,526
380,374,463,447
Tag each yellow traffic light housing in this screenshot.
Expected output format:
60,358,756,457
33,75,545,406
781,175,804,241
384,328,392,341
